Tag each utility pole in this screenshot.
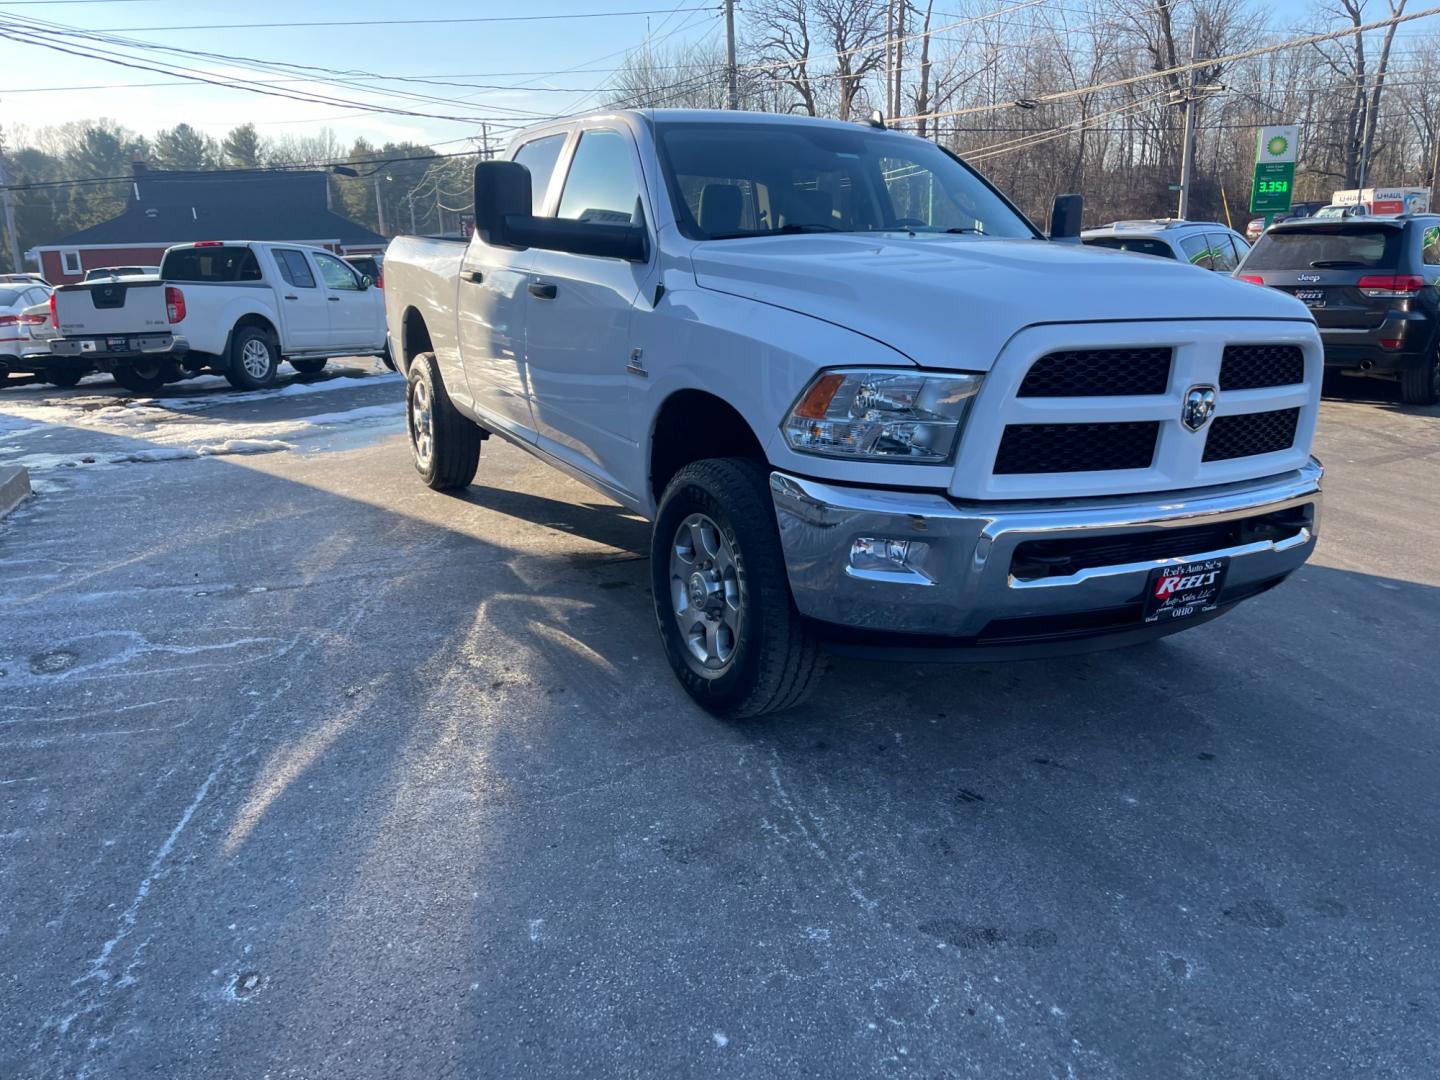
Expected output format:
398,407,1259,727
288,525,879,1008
884,0,895,117
1176,25,1199,221
408,190,417,234
373,175,387,236
723,0,738,110
0,146,22,274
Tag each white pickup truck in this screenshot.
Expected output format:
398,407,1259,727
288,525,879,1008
47,240,388,392
384,109,1325,718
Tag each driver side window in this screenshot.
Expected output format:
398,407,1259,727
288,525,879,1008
556,130,643,227
313,252,361,291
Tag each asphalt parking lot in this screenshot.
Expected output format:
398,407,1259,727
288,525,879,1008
2,364,1438,1079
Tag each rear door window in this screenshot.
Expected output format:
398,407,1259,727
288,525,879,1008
1179,233,1216,269
274,249,317,288
1244,227,1403,270
512,134,568,214
161,246,263,282
1205,232,1239,271
1422,224,1440,273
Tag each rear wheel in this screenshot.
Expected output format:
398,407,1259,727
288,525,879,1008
650,458,822,719
45,369,84,388
1399,346,1440,405
290,357,327,375
112,361,174,393
224,325,280,390
406,352,481,490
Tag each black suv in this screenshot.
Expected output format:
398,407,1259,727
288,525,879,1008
1236,214,1440,403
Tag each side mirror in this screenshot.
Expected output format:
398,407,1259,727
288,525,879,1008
1048,193,1083,242
473,158,648,262
358,275,373,290
474,160,533,249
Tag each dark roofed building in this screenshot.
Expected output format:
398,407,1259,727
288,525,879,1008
35,162,384,284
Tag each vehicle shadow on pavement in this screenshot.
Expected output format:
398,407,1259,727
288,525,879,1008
5,416,1440,1078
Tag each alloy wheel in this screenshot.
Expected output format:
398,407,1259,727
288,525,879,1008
669,512,741,670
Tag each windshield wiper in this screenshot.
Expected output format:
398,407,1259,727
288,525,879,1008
1309,259,1366,268
944,227,983,234
707,222,843,240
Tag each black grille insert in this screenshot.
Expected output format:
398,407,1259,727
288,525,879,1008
1018,347,1172,397
1010,504,1314,581
995,421,1159,475
1219,344,1304,390
1203,408,1300,462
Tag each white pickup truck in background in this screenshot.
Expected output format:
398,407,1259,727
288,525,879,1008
384,109,1325,718
47,240,388,392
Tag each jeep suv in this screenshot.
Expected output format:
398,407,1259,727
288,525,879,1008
1236,215,1440,404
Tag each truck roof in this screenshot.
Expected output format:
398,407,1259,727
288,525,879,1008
505,108,924,149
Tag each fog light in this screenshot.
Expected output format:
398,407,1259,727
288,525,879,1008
848,537,931,582
1379,338,1401,350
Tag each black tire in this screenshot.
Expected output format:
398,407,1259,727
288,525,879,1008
45,369,84,388
290,357,328,375
1399,347,1440,405
225,324,280,390
112,361,172,393
650,458,822,719
406,352,481,490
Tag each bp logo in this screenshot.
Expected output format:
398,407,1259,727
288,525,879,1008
1266,135,1289,157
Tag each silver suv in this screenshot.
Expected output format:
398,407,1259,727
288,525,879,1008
1081,219,1251,272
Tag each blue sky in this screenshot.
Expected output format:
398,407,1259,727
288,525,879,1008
2,0,1425,156
0,0,724,150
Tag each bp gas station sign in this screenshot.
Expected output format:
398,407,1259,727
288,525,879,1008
1250,125,1298,215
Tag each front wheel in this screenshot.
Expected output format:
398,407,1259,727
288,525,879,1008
406,352,481,490
650,458,822,719
1399,347,1440,405
225,325,280,390
290,357,327,375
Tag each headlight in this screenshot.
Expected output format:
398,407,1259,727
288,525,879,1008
782,369,983,463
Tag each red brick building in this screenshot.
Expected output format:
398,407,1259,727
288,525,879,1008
32,163,384,284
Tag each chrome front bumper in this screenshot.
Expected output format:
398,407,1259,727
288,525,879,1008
770,460,1323,642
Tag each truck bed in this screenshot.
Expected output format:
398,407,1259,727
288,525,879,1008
382,235,467,375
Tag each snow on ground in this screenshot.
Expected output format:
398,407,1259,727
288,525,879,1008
0,357,405,480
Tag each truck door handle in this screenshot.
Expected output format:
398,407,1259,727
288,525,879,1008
528,281,558,300
463,270,484,284
327,296,341,302
283,294,298,300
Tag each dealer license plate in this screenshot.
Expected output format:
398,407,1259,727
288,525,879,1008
1142,557,1230,623
107,336,128,350
1294,289,1325,307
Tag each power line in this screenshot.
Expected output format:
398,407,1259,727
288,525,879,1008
0,22,528,124
43,6,721,32
895,2,1440,123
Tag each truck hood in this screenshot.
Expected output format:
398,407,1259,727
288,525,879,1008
688,233,1312,369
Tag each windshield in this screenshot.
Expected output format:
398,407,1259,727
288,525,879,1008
1243,226,1403,270
654,121,1038,241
